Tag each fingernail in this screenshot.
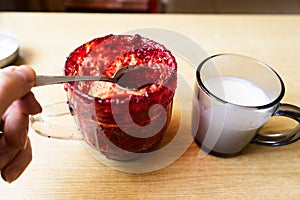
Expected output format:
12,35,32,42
23,138,28,150
14,66,36,85
3,166,21,183
20,130,28,149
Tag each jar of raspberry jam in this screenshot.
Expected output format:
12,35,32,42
64,34,177,161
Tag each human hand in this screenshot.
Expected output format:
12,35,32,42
0,65,42,183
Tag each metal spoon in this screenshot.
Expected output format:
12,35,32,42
35,65,156,90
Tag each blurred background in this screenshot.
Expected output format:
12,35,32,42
0,0,300,14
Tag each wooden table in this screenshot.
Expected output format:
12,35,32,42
1,12,300,199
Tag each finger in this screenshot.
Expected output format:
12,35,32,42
1,137,32,183
3,111,29,149
0,135,18,170
2,92,41,149
12,92,42,116
0,66,36,117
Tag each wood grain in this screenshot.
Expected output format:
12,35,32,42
0,13,300,199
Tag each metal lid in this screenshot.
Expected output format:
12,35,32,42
0,34,19,68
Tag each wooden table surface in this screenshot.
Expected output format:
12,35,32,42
1,12,300,199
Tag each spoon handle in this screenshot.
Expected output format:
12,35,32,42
34,75,114,87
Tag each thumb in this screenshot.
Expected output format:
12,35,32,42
0,65,36,116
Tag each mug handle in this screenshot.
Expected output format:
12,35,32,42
30,101,82,140
254,103,300,146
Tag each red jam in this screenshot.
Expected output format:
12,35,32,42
64,34,177,160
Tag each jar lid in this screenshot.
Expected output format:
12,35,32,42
0,34,19,68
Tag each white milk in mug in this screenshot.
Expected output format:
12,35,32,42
194,76,275,156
